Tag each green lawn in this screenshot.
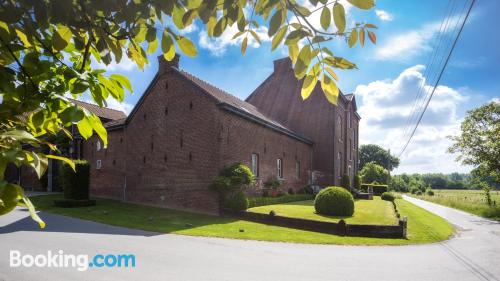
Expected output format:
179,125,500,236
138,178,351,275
28,194,453,245
412,189,500,220
249,197,397,225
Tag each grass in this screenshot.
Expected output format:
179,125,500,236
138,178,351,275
248,194,315,208
412,189,500,220
248,197,397,225
28,194,453,245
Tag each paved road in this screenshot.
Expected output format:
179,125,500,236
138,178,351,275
0,196,499,281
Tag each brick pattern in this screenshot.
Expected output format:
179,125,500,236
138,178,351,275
84,62,312,214
246,58,360,186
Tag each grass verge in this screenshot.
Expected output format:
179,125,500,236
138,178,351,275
29,195,453,245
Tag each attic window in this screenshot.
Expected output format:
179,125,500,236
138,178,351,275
120,137,123,143
143,113,147,120
189,101,193,110
165,107,168,115
165,81,169,89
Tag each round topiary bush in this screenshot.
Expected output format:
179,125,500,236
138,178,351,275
416,190,423,196
314,186,354,216
224,191,248,213
381,192,395,202
426,189,435,196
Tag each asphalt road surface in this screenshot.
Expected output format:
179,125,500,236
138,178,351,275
0,195,499,281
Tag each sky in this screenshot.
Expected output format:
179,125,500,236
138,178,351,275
96,0,499,175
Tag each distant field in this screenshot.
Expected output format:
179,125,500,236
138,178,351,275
413,189,500,220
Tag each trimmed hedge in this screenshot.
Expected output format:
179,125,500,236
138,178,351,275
59,160,90,200
314,186,354,216
361,183,388,196
341,174,351,190
224,191,248,213
353,175,362,190
381,192,395,202
248,194,314,208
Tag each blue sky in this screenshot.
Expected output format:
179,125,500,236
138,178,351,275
100,0,499,174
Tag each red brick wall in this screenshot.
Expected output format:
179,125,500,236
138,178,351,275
246,58,360,186
84,129,126,200
217,110,312,195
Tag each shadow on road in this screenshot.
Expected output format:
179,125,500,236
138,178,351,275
0,210,159,237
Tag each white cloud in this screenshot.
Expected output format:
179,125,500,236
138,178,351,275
355,65,472,174
375,10,394,21
374,15,463,61
91,55,138,72
199,25,270,56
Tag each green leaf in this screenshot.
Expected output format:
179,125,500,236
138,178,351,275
301,64,320,100
46,155,75,171
321,74,339,104
241,37,248,55
249,30,261,44
177,37,198,57
271,27,287,51
88,114,108,148
21,196,45,229
326,67,339,81
76,116,93,140
161,30,176,61
52,25,72,51
320,7,331,31
359,28,365,47
147,38,158,54
268,10,283,37
347,0,375,10
110,74,132,92
0,130,39,143
293,45,311,80
333,3,346,33
288,43,299,64
348,28,358,48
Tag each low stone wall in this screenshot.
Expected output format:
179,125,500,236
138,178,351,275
240,211,407,239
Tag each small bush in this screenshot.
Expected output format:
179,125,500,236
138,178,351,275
314,186,354,216
59,160,90,200
426,189,435,196
224,191,248,213
381,192,395,202
262,190,270,197
416,190,423,196
288,188,295,195
277,191,286,197
341,174,351,190
300,185,314,194
264,178,281,190
360,184,388,195
410,187,419,194
353,174,362,190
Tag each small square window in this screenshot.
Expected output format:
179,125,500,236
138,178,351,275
96,141,101,152
96,160,102,170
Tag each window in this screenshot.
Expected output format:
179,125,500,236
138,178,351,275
96,159,102,170
348,112,351,128
277,158,283,179
251,153,259,177
165,107,168,115
338,116,343,142
349,140,352,160
96,140,101,151
296,160,301,179
189,101,193,110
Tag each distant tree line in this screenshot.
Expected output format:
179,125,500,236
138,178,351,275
389,172,499,193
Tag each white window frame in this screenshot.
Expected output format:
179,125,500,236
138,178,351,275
295,160,301,179
277,158,283,179
96,140,101,151
251,153,259,177
348,112,351,128
96,159,102,170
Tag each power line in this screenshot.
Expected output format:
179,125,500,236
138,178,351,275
397,0,475,158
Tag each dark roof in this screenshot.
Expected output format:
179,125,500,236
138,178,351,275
175,69,312,144
70,99,127,121
103,118,126,129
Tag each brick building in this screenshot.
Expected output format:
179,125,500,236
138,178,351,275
9,56,359,214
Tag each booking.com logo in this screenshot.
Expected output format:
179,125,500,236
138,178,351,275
10,250,135,271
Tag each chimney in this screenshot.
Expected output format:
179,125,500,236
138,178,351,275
158,54,180,74
273,57,292,74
